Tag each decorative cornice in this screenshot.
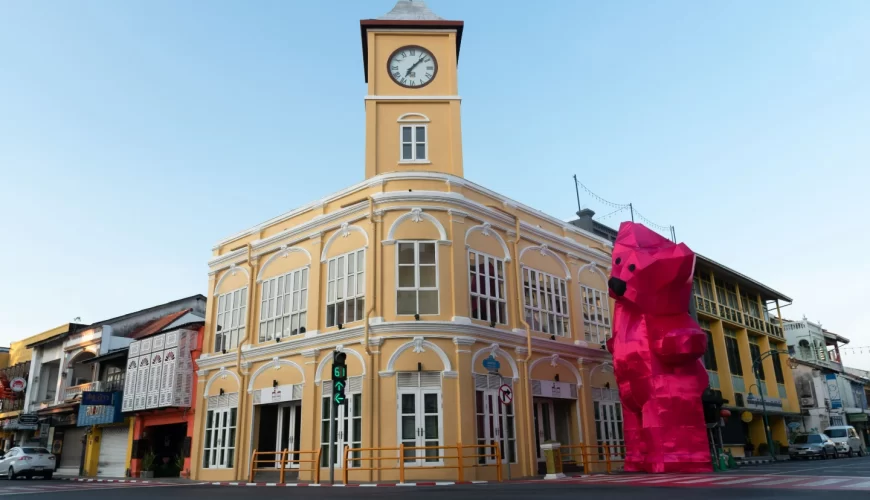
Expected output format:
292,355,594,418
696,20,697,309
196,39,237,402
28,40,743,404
453,336,476,346
301,348,320,358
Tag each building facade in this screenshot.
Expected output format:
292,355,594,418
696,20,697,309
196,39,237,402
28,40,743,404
692,255,799,457
192,1,619,482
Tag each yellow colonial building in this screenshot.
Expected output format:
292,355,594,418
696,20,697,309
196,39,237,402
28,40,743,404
192,1,620,482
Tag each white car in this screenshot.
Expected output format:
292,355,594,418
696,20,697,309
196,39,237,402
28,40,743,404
0,447,55,480
824,426,867,457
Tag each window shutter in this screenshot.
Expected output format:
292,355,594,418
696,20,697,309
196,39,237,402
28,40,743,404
207,395,219,409
292,385,303,400
474,374,488,390
398,372,418,389
419,372,441,388
228,392,239,407
323,381,332,397
349,376,363,393
531,380,542,397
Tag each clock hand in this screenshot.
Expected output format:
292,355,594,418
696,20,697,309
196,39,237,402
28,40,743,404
405,55,426,76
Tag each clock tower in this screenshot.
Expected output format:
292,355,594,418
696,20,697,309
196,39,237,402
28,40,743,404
361,1,465,179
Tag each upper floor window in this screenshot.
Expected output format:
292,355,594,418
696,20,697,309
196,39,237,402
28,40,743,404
699,319,718,371
401,125,427,162
216,288,247,352
326,250,366,328
580,285,610,343
259,268,308,342
749,340,766,381
771,351,785,384
724,328,743,376
523,268,569,337
468,250,507,325
397,241,438,316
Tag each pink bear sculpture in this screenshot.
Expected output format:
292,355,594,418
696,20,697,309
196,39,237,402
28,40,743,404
606,222,712,473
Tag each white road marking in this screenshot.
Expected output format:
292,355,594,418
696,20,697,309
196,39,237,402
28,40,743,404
713,477,768,485
673,477,735,484
842,481,870,488
752,478,806,485
801,478,852,486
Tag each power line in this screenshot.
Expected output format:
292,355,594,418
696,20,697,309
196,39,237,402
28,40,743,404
574,179,630,210
595,206,629,221
633,208,671,233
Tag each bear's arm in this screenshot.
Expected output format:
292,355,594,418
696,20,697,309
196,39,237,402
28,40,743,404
648,314,707,365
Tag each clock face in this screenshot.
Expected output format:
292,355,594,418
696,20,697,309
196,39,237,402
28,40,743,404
387,45,438,88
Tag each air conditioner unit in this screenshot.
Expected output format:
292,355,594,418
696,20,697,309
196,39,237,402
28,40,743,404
734,393,745,407
800,397,815,408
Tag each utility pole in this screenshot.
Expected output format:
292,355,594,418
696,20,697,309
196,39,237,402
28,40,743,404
629,203,635,222
573,175,582,214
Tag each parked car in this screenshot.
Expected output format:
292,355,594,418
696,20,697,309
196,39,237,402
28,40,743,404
788,433,838,460
824,426,867,457
0,447,55,479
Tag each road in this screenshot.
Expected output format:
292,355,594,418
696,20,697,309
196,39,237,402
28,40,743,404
0,456,866,498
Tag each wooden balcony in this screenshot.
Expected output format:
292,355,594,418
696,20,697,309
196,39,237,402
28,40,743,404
695,295,784,339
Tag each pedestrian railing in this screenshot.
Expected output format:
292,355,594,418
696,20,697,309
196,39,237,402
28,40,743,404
248,448,322,483
560,443,626,474
341,442,502,484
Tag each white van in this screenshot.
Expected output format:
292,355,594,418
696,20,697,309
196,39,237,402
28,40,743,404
823,426,867,457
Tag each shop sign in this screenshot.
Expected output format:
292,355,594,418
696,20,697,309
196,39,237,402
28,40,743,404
18,413,39,426
826,373,843,409
256,384,296,405
9,378,26,393
81,391,114,406
745,394,783,411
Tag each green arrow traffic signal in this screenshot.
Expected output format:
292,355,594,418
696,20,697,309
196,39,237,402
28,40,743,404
334,393,345,404
334,381,345,392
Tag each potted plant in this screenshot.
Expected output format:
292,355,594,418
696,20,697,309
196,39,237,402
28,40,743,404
175,455,186,478
140,451,156,478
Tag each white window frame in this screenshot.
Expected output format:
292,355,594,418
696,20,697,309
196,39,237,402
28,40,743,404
215,287,247,352
203,395,238,469
259,268,308,342
468,250,508,325
396,241,439,316
580,285,611,343
399,124,429,163
474,374,516,464
397,372,444,466
320,377,363,468
522,268,570,337
593,398,625,460
326,249,366,328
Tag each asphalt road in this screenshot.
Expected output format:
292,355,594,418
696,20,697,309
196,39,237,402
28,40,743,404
2,483,869,499
729,454,870,476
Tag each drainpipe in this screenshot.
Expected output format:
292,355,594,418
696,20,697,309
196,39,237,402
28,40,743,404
233,243,256,479
363,197,377,480
512,215,535,477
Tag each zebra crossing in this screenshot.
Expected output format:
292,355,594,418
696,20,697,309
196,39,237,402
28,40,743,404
559,473,870,491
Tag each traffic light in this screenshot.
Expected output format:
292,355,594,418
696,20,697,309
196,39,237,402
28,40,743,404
701,387,727,425
332,351,348,406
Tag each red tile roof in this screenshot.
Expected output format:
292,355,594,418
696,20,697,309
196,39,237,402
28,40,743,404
129,309,192,340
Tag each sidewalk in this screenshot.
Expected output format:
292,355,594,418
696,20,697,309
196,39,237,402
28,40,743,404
55,475,200,484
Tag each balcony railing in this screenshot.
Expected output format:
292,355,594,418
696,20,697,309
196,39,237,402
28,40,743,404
97,374,126,393
63,381,98,401
694,295,784,339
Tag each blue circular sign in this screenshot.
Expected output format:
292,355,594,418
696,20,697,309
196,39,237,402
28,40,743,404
482,355,500,372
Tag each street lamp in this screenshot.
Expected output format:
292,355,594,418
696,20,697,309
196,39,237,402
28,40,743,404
751,349,798,460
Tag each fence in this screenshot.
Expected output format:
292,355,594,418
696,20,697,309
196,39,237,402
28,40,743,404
342,442,502,484
248,448,322,483
560,443,626,474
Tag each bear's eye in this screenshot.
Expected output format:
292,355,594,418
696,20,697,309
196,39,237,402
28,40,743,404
615,257,621,265
628,264,636,272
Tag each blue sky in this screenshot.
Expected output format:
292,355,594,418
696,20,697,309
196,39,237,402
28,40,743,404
2,1,869,367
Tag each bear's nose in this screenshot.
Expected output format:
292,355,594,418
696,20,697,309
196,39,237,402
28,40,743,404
608,277,626,297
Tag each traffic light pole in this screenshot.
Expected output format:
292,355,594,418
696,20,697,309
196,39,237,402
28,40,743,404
328,398,337,484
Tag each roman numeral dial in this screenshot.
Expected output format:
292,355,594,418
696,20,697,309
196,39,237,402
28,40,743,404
387,45,438,88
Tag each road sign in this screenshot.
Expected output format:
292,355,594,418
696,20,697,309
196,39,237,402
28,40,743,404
332,351,348,406
482,355,500,372
498,384,513,405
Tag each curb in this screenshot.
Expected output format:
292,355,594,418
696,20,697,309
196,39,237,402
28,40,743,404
56,478,153,484
207,480,490,487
